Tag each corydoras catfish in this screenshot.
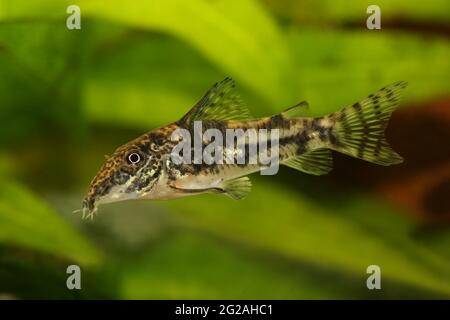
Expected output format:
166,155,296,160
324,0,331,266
81,78,406,219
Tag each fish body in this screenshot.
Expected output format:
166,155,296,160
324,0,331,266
82,78,407,219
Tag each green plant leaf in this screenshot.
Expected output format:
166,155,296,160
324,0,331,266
288,29,450,116
80,29,450,129
2,1,449,130
118,232,350,299
82,32,224,129
0,0,294,107
0,180,101,265
164,178,450,297
264,0,450,24
0,22,86,145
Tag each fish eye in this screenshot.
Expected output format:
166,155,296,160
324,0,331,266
126,152,142,165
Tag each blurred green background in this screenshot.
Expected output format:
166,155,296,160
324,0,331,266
0,0,449,299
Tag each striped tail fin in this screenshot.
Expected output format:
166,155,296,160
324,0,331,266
331,81,407,165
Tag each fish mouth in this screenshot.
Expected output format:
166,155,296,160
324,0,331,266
81,197,98,220
79,186,139,220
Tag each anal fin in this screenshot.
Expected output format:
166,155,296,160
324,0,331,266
283,149,333,175
221,177,252,200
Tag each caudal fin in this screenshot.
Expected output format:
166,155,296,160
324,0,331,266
331,81,407,165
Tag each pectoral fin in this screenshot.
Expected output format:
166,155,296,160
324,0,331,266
169,184,222,195
220,176,252,200
168,176,251,200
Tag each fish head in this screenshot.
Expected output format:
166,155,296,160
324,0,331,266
82,135,163,218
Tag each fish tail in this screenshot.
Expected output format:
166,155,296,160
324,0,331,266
329,81,407,165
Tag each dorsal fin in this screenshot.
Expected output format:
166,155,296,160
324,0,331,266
283,149,333,175
281,101,309,119
178,77,252,125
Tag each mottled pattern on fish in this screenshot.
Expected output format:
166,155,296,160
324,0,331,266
81,78,407,219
